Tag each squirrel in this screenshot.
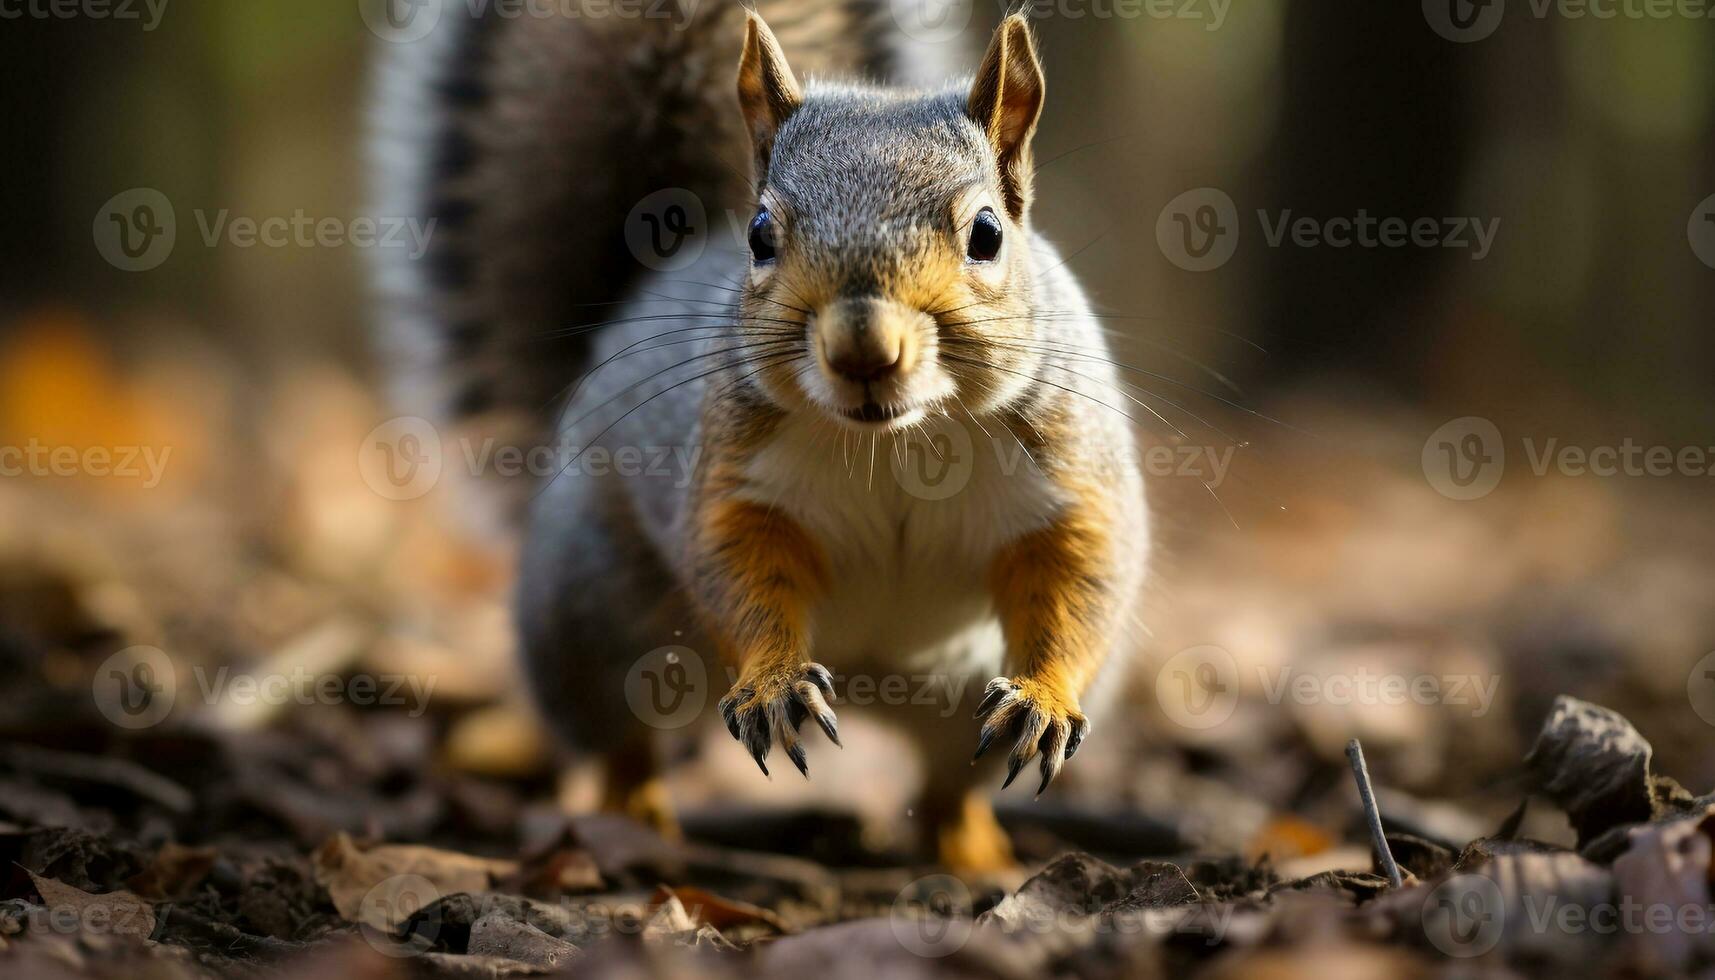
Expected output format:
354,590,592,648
370,1,1150,873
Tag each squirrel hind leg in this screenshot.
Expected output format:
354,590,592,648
601,734,681,841
924,789,1016,878
558,732,680,840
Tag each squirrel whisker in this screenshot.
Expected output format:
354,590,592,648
540,348,806,502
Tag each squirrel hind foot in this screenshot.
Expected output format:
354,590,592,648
931,791,1017,878
590,737,682,841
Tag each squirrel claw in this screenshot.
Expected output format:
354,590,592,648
973,676,1088,797
717,662,840,779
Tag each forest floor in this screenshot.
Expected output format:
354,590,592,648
2,323,1714,977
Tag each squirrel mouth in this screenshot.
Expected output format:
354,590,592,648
844,401,904,424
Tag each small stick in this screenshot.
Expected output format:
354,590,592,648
1346,738,1403,888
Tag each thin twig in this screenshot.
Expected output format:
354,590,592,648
1346,738,1403,888
1,744,193,814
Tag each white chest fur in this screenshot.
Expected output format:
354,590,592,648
737,413,1067,678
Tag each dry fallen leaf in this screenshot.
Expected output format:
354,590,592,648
640,893,735,949
1525,696,1659,845
650,885,792,936
1612,804,1715,972
312,832,519,931
124,842,219,902
1247,814,1335,865
27,870,157,941
467,911,581,969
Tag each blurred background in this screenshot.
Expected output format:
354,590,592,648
0,0,1712,873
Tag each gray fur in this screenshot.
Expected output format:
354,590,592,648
373,6,1148,812
369,0,957,527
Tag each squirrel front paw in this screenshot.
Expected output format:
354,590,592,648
717,662,840,778
972,676,1089,796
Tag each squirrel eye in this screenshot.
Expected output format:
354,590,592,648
967,207,1002,262
748,209,777,264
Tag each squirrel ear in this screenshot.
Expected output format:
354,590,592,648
967,14,1045,220
737,12,802,178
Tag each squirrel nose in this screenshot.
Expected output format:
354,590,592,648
818,298,912,384
828,342,901,383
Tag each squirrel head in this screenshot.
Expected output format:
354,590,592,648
734,12,1053,433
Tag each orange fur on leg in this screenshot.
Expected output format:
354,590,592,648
931,790,1016,876
692,496,827,688
600,734,679,839
980,486,1120,793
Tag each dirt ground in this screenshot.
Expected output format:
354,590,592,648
2,319,1714,978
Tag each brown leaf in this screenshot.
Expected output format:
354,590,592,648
1247,814,1334,864
495,846,602,900
467,910,580,970
639,893,735,949
312,832,518,931
125,842,218,901
27,870,156,940
1524,696,1660,845
649,884,792,936
1611,805,1715,971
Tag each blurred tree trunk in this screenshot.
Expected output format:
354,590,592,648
0,23,105,313
1258,0,1476,397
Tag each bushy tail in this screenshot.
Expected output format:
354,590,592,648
368,0,962,527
